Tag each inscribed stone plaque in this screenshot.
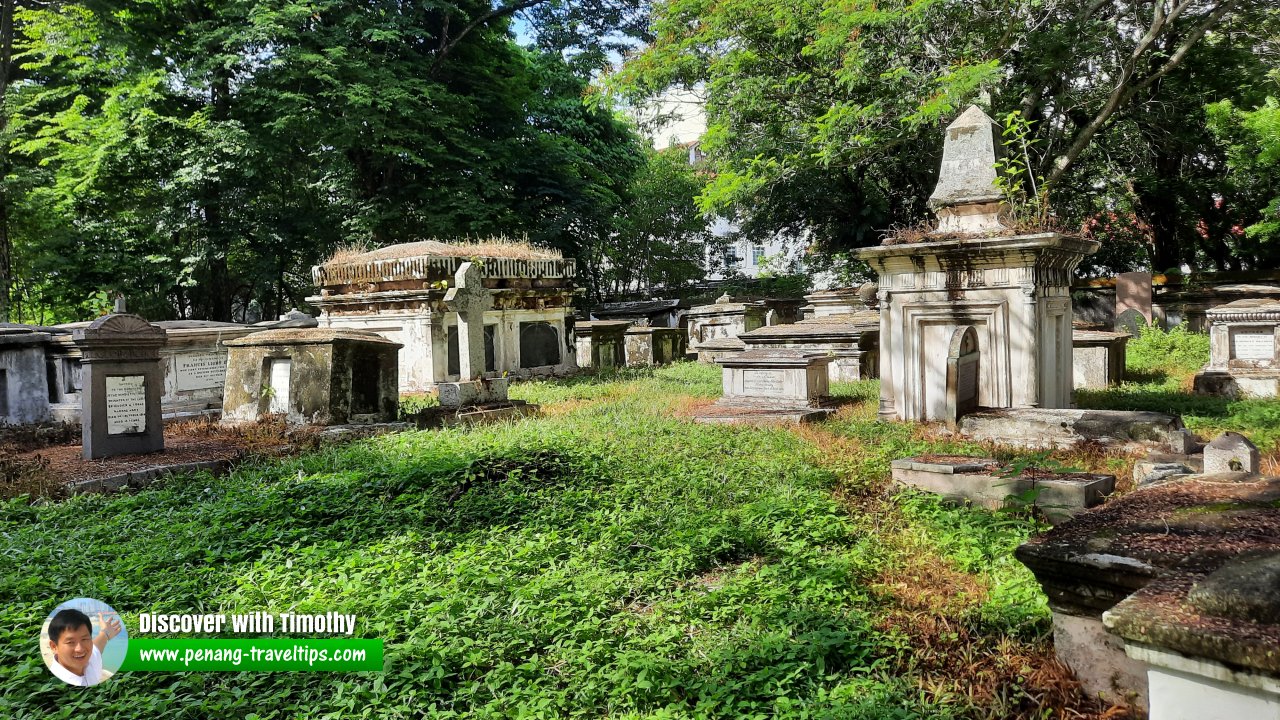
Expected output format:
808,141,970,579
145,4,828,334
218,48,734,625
1232,331,1274,361
175,352,228,391
742,370,785,395
105,375,147,435
956,356,979,403
268,359,291,414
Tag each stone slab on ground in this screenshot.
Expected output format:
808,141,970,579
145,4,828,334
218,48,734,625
410,401,537,429
66,459,233,495
437,378,510,408
891,455,1114,523
959,407,1186,450
693,402,834,425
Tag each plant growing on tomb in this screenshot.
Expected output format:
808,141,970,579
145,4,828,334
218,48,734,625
993,111,1051,230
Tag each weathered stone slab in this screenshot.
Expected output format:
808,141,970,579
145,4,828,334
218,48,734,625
1115,271,1153,325
959,408,1186,450
437,378,510,408
891,456,1113,523
1017,475,1280,710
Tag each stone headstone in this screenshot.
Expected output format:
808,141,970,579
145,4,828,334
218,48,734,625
73,313,168,459
1115,271,1152,325
928,105,1009,234
444,262,492,381
946,326,980,428
1114,308,1147,337
1203,431,1259,475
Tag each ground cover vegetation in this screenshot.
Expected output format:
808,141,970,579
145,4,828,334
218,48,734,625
8,358,1198,719
613,0,1280,276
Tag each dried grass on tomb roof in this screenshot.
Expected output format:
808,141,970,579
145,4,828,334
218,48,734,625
324,238,562,266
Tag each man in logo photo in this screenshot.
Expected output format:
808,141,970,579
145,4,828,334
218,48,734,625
46,608,121,686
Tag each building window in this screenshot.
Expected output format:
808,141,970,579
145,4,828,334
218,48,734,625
751,244,766,266
723,249,740,270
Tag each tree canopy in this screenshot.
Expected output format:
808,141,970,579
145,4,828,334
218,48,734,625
614,0,1279,275
0,0,654,322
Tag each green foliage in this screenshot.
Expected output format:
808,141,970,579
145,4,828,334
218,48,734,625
1206,95,1280,255
590,146,711,301
1126,323,1211,378
4,0,648,322
614,0,1272,271
992,111,1049,228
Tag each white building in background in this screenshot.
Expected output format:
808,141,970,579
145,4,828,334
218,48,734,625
635,90,803,281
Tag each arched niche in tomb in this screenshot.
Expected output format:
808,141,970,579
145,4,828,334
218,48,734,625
944,326,980,427
519,322,561,369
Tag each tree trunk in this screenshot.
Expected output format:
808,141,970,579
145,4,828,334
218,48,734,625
0,0,16,322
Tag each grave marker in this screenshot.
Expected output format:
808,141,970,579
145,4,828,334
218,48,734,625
73,308,167,459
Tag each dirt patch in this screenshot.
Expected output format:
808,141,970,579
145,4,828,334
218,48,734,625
4,418,324,500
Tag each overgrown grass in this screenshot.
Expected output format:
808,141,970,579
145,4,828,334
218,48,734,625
1078,323,1280,451
0,362,1078,719
1125,322,1210,378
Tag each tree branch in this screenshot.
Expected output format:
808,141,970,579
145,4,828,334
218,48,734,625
433,0,547,68
1045,0,1237,186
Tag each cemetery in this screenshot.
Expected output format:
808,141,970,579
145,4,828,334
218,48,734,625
2,3,1279,717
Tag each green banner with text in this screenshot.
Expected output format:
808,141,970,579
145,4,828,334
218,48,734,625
120,639,383,672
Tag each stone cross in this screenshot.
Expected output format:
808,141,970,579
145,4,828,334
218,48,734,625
444,262,492,381
928,105,1009,234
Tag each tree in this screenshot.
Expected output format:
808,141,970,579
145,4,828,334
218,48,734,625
614,0,1272,272
6,0,653,321
600,146,709,298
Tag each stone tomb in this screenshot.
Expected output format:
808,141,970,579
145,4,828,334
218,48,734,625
574,320,630,369
1104,552,1280,720
740,285,880,383
222,328,401,425
73,311,167,460
1017,475,1280,712
158,321,262,420
623,326,686,367
308,242,578,392
694,349,833,424
686,294,767,359
0,326,53,424
696,336,746,364
1194,299,1280,398
859,106,1099,422
1202,431,1259,475
1072,330,1129,389
891,455,1114,523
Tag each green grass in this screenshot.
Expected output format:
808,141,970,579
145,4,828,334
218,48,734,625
1077,323,1280,451
0,363,1048,719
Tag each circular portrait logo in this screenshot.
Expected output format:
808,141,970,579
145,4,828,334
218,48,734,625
41,598,128,686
